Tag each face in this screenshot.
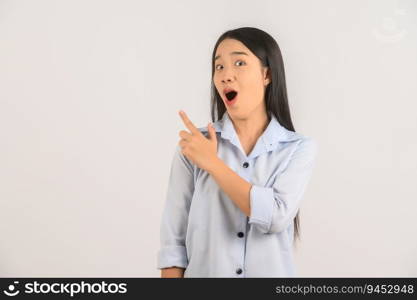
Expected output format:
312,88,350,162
213,38,271,119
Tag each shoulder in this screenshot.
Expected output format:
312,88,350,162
297,135,318,154
281,129,319,160
172,144,195,173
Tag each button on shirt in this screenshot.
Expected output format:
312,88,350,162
157,111,318,277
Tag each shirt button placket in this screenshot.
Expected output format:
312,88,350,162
237,160,250,277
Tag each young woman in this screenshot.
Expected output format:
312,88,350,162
157,27,318,278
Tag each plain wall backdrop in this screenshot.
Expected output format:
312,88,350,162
1,0,416,277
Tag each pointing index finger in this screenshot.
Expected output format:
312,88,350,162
179,110,200,135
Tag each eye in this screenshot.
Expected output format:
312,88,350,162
235,60,246,66
215,60,246,70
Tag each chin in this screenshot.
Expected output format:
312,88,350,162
228,110,248,120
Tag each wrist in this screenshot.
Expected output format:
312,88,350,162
207,157,223,175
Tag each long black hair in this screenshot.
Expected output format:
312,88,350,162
209,27,301,244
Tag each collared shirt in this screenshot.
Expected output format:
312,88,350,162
157,111,318,277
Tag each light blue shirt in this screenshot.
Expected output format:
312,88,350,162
157,111,318,277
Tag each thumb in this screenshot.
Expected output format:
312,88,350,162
208,123,216,141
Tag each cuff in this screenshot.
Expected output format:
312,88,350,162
248,185,275,234
157,245,188,269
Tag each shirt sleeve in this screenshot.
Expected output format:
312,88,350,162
157,144,194,269
248,137,318,234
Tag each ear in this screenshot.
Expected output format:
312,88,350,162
263,67,271,86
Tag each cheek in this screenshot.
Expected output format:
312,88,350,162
241,81,265,107
242,80,262,98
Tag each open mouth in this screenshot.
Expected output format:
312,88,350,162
225,91,238,101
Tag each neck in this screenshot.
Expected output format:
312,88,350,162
229,106,270,142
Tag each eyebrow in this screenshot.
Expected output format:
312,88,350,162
214,51,248,61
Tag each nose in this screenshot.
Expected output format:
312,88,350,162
221,68,236,83
222,77,234,84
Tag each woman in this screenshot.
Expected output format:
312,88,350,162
158,27,318,278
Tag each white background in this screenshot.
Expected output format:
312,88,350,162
1,0,416,277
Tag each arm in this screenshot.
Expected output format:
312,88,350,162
207,137,318,234
161,267,185,278
207,158,252,217
157,145,194,277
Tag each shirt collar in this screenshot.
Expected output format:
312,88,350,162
199,111,300,158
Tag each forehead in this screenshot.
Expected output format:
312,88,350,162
214,38,253,60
